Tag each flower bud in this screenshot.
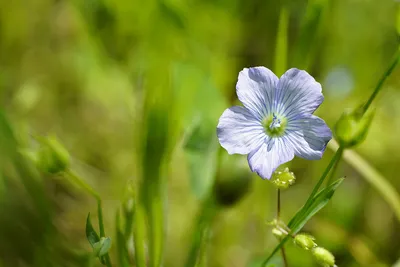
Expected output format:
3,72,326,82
93,237,112,257
294,233,317,250
271,227,286,240
312,247,335,267
334,106,374,148
270,167,295,189
37,135,70,174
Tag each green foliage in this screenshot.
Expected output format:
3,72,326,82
262,178,344,265
1,0,400,266
86,213,100,248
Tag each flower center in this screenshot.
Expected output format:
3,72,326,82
263,113,287,137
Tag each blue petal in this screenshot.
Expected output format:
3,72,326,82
247,137,294,180
286,115,332,160
275,68,324,120
236,67,278,120
217,106,266,155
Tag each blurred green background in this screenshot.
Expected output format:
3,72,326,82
1,0,400,266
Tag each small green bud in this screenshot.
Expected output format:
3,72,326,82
270,167,295,189
93,237,112,257
312,247,335,267
37,135,70,174
334,106,374,148
271,227,286,240
294,233,317,250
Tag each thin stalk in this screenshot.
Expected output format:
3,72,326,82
64,169,112,267
362,49,400,115
301,147,344,210
325,147,344,186
64,169,100,200
277,189,288,267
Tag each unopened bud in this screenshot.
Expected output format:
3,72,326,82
270,167,296,189
93,237,112,257
312,247,335,267
271,228,286,240
334,107,374,148
294,233,317,250
37,135,70,174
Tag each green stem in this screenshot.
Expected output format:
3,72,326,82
301,147,344,210
325,147,344,186
64,169,112,267
184,196,217,267
362,49,400,115
261,148,343,266
64,169,100,200
277,189,288,267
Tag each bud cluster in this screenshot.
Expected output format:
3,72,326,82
270,167,296,189
293,233,336,267
269,222,336,267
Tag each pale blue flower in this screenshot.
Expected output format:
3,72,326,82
217,67,332,179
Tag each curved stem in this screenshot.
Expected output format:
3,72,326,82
63,169,112,267
362,49,400,115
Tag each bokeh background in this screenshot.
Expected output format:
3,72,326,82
1,0,400,266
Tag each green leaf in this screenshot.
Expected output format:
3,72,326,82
261,178,344,266
93,237,112,257
288,178,345,232
86,212,100,248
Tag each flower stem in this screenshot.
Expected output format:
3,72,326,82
362,49,400,115
64,169,112,267
277,189,288,267
302,147,344,208
325,147,344,186
261,148,343,266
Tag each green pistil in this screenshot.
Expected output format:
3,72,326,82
263,113,287,137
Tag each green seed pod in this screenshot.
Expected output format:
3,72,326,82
214,153,252,207
334,106,374,148
312,247,335,267
93,237,112,257
37,135,70,174
270,167,295,190
294,233,317,250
